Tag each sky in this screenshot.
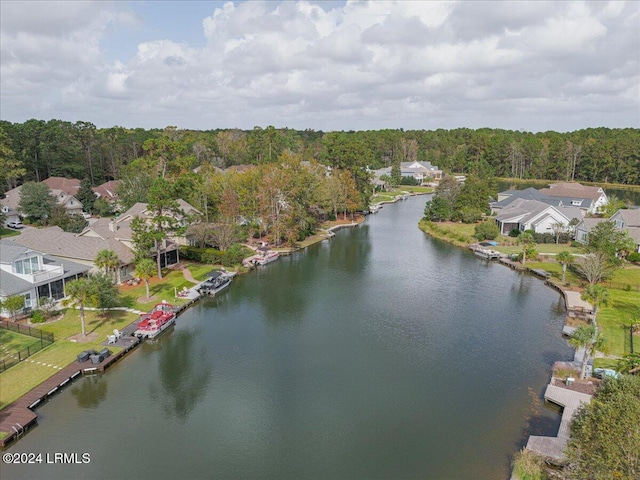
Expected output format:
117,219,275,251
1,0,639,132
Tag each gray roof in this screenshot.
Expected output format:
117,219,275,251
495,199,565,224
0,239,90,296
12,226,134,264
616,208,640,227
493,187,593,210
575,217,608,232
0,241,35,264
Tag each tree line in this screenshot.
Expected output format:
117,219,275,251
1,121,639,192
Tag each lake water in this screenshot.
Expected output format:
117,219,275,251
3,196,572,480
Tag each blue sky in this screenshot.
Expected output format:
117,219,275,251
1,1,638,132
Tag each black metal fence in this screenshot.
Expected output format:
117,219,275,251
0,320,55,372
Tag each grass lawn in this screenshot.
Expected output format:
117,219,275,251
395,186,434,194
371,192,398,203
0,227,20,238
0,329,43,363
418,220,477,247
494,243,582,255
597,288,640,356
120,269,198,311
0,309,136,408
187,263,223,281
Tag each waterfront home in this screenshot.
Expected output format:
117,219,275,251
400,161,443,183
538,182,608,214
0,239,89,317
12,226,136,283
492,187,592,217
494,199,577,235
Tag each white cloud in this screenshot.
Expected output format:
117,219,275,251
0,0,638,131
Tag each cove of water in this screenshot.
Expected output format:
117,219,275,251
3,196,572,480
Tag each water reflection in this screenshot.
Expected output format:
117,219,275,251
149,329,212,420
71,375,108,409
327,224,371,273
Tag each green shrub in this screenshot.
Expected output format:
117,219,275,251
627,252,640,263
511,448,548,480
474,221,500,241
30,310,46,324
509,229,521,237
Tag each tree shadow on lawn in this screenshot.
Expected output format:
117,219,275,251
87,310,131,335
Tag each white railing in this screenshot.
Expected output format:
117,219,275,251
29,266,65,283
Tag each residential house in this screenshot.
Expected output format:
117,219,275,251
492,187,591,217
92,180,120,205
538,182,608,214
0,239,89,317
12,226,136,283
610,209,640,253
41,177,80,196
573,217,609,245
400,161,442,184
1,177,84,216
494,199,577,236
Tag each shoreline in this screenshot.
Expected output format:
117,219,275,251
0,209,375,448
418,218,596,470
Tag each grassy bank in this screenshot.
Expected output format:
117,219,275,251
418,218,640,361
0,309,137,408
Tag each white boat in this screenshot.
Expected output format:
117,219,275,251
256,251,279,265
473,248,501,260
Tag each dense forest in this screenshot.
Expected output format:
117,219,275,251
1,120,639,192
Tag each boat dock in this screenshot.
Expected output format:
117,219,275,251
0,291,204,449
526,384,592,462
0,334,141,448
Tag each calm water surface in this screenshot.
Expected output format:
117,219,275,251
4,196,572,480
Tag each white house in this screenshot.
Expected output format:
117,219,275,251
494,199,575,236
538,182,608,214
0,239,89,317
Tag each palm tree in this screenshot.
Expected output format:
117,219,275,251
581,284,610,328
569,324,607,379
94,249,120,283
135,258,156,301
517,231,535,265
556,251,573,284
63,278,99,338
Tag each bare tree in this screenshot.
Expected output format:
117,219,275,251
574,252,614,285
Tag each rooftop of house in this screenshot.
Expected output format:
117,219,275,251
540,182,605,201
41,177,81,196
0,239,90,297
12,226,135,264
494,187,593,210
575,217,609,230
614,208,640,226
495,198,555,222
92,180,120,201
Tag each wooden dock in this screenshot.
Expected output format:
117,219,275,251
526,384,592,462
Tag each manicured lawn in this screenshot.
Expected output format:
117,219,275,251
372,192,398,203
597,288,640,356
0,309,136,408
395,186,434,194
187,263,223,281
493,243,582,255
0,329,43,363
120,269,197,311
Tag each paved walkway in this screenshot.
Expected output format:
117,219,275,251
181,266,199,284
526,384,592,462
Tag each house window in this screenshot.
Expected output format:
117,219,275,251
50,279,64,300
13,257,40,275
571,200,582,206
615,220,624,228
